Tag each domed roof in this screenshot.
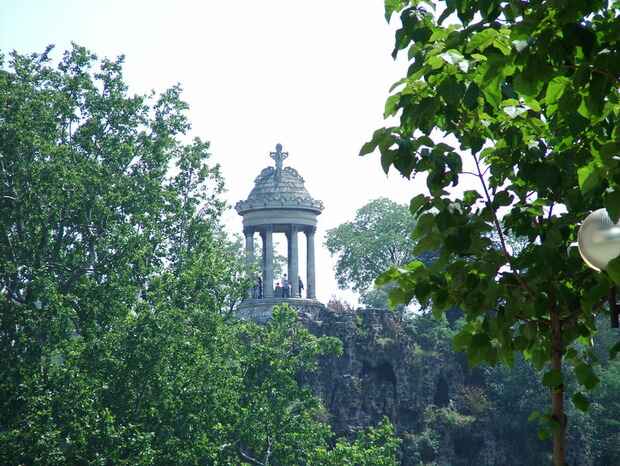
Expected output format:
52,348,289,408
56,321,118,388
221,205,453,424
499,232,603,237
235,144,324,215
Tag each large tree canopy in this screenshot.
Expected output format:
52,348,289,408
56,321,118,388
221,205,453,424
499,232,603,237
0,45,400,465
364,1,619,464
325,198,417,306
325,197,416,291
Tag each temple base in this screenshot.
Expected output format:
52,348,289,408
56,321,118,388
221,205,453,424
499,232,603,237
236,297,326,324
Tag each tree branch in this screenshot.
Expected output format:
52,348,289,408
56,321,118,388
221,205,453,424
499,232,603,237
238,447,266,466
473,153,536,300
264,437,272,466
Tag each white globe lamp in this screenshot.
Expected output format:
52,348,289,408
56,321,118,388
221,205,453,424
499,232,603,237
578,208,620,328
578,208,620,272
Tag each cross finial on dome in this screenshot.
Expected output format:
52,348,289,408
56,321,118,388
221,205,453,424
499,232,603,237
270,143,288,174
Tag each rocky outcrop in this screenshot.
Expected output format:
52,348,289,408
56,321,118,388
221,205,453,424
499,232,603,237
302,307,470,465
300,306,606,466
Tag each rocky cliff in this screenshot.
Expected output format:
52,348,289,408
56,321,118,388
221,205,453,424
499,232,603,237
301,306,560,466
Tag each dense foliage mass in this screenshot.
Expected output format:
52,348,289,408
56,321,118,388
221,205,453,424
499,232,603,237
323,198,618,463
325,198,418,308
395,312,620,466
364,1,619,463
0,46,400,465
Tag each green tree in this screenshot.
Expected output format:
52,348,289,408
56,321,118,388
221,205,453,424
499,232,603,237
0,45,401,465
325,198,418,307
582,318,620,465
312,417,401,466
231,305,400,465
364,2,620,464
0,43,244,464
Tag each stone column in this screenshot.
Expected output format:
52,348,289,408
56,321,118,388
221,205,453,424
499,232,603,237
306,227,316,299
244,227,254,299
287,225,299,298
262,225,274,298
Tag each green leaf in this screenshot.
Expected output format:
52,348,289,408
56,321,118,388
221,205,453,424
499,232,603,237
480,68,503,108
471,332,491,350
521,321,536,340
463,83,479,109
493,190,512,207
604,189,620,223
388,286,410,307
577,163,603,194
492,35,512,55
414,234,441,254
572,392,590,412
384,0,406,21
360,141,378,156
585,72,610,117
428,55,445,70
453,331,472,351
440,49,465,65
361,130,383,156
446,151,462,178
437,51,469,73
361,127,395,157
600,141,620,164
544,76,571,105
463,190,480,205
523,96,541,112
466,29,499,52
384,94,401,118
438,75,466,106
607,256,620,285
381,150,395,174
528,410,540,422
415,97,441,132
574,363,600,390
514,72,543,97
376,267,400,287
409,194,428,216
417,135,434,147
414,213,436,238
404,259,425,273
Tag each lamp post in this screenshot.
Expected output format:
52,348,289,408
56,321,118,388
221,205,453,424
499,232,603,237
578,208,620,327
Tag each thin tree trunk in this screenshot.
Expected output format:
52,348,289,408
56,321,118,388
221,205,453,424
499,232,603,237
551,309,566,466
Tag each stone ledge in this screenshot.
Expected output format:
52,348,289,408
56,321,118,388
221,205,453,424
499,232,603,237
236,298,326,323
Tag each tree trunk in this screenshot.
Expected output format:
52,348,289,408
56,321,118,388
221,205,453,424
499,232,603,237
551,309,566,466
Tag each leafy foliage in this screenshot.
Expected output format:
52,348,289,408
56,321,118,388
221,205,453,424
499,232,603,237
312,418,401,466
366,1,620,463
325,198,418,307
0,46,400,465
397,312,620,465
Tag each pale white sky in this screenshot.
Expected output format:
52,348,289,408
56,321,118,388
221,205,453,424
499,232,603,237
1,0,428,304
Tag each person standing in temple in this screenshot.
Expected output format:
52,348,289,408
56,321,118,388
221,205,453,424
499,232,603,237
256,276,263,299
298,276,304,298
282,274,290,298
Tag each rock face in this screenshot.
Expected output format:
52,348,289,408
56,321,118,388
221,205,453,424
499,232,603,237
302,306,469,465
300,306,602,466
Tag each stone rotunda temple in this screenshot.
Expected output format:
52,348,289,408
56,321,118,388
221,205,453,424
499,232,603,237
235,144,326,322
